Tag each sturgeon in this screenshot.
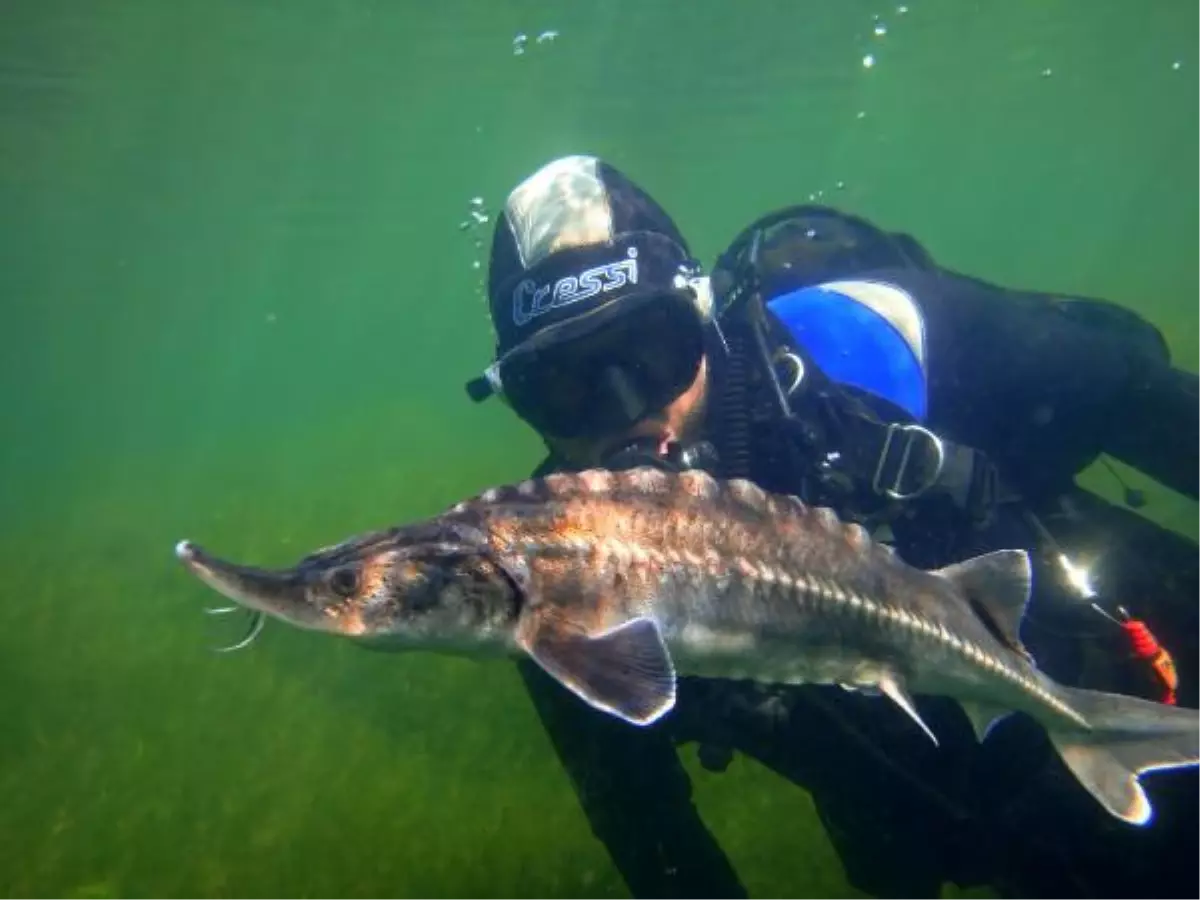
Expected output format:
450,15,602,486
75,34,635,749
174,467,1198,825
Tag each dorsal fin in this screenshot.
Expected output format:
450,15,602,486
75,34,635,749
935,550,1032,658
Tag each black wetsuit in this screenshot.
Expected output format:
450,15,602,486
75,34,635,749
519,264,1199,898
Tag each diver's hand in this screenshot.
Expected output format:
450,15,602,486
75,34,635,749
600,437,676,472
668,440,720,472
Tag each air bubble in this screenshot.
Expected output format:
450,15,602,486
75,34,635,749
514,29,558,56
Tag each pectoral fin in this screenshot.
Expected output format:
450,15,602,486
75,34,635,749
517,610,677,726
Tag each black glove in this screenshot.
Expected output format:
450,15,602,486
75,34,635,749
601,437,720,473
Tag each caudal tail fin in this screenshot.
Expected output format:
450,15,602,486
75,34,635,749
1049,686,1198,826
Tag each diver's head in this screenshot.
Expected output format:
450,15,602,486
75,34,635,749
465,155,715,467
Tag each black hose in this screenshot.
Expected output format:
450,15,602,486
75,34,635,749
716,320,753,480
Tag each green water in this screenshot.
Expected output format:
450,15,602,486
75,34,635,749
1,1,1195,896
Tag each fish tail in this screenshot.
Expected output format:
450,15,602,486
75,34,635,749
1047,685,1198,825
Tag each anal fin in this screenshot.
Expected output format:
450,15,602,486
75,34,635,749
517,612,677,726
959,701,1013,743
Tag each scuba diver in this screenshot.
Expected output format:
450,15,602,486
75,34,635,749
464,155,1199,898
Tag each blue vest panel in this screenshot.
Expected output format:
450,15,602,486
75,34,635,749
766,281,929,422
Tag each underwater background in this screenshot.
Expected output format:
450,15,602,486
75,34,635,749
1,1,1196,897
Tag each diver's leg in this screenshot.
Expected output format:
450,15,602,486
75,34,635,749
670,679,987,898
517,660,748,899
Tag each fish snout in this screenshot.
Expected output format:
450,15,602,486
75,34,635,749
173,539,323,628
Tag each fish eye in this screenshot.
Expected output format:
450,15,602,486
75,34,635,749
328,566,359,597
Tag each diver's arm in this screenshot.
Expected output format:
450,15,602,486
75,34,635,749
530,454,556,478
1006,291,1198,500
916,273,1197,500
1099,360,1198,500
516,661,748,898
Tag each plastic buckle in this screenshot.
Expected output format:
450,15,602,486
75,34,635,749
872,423,946,500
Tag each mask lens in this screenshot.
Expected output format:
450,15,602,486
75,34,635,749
499,297,704,439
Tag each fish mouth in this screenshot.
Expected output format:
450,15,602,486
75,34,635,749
175,540,321,629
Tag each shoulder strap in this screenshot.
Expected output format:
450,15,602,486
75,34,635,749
826,405,1015,525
